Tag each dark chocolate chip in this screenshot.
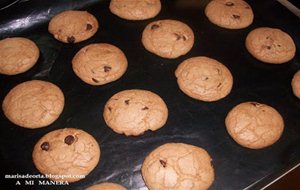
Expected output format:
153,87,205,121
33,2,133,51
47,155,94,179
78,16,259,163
217,83,222,88
41,142,50,151
266,46,271,50
277,44,281,47
232,14,240,19
225,2,234,6
86,24,93,30
142,106,149,110
67,36,75,43
151,24,160,30
104,66,112,72
174,33,181,40
250,102,260,107
108,107,112,112
125,100,130,105
92,78,99,83
64,135,75,145
159,160,167,167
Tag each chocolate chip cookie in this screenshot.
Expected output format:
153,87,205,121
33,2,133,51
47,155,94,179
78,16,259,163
33,128,100,182
109,0,161,20
86,182,126,190
0,37,39,75
205,0,254,29
72,43,128,85
103,89,168,136
2,80,64,129
48,10,99,43
225,102,284,149
142,19,194,59
175,56,233,102
245,27,296,64
142,143,214,190
292,70,300,99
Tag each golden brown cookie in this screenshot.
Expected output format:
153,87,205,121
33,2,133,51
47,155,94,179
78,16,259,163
142,19,194,59
109,0,161,20
48,10,99,43
205,0,254,29
0,37,39,75
245,27,296,64
2,80,64,129
72,43,128,85
292,70,300,99
175,56,233,102
103,89,168,136
142,143,214,190
225,102,284,149
32,128,100,183
86,182,126,190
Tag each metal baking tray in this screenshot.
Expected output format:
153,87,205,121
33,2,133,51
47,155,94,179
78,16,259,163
0,0,299,189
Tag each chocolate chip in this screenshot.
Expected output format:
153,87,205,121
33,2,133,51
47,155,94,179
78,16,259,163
225,2,234,6
104,66,112,72
159,160,167,167
151,24,159,30
266,46,271,50
174,33,181,40
41,142,50,151
250,102,260,107
232,14,240,19
277,44,281,47
86,24,93,30
64,135,75,145
67,36,75,43
142,106,149,110
217,83,222,88
108,107,112,112
92,78,99,83
125,100,130,105
182,35,187,41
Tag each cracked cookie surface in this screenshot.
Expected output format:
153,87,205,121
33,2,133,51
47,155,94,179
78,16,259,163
142,19,194,59
103,89,168,136
72,43,128,85
0,37,39,75
48,10,98,43
225,102,284,149
175,56,233,102
86,182,126,190
205,0,253,29
292,70,300,99
142,143,214,190
32,128,100,182
2,80,64,129
245,27,296,64
109,0,161,20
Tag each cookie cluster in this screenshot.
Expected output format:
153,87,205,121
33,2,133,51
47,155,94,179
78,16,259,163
0,0,298,190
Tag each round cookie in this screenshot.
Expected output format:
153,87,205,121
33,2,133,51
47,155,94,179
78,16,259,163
0,37,39,75
142,143,214,190
175,56,233,102
109,0,161,20
142,19,194,59
86,182,126,190
205,0,254,29
225,102,284,149
72,43,128,85
245,27,296,64
33,128,100,182
48,10,99,43
292,70,300,99
2,80,64,129
103,89,168,136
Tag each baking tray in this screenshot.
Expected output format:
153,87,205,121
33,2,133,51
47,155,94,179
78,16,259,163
0,0,299,190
